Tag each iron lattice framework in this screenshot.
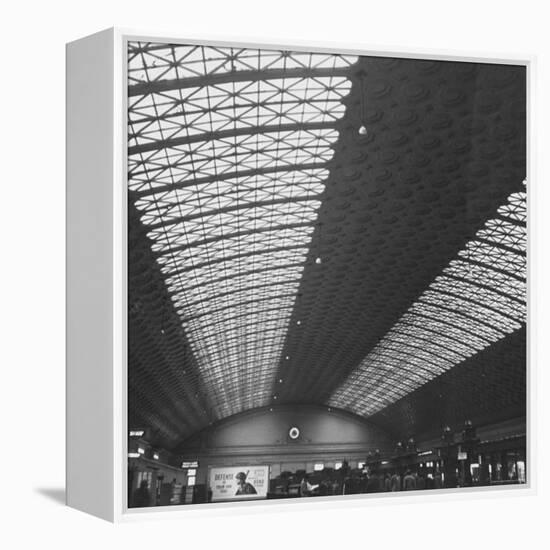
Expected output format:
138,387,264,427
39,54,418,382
329,184,526,416
128,42,358,419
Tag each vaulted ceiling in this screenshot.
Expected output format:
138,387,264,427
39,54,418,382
127,42,526,450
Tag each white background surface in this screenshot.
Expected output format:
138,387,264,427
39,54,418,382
1,0,548,548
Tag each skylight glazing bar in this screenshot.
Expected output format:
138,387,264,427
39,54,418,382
128,42,357,419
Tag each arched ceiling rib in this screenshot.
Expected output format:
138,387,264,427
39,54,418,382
128,42,358,419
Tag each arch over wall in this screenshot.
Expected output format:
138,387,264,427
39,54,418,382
176,405,394,483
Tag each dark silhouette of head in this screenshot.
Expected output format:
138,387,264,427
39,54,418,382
235,472,247,483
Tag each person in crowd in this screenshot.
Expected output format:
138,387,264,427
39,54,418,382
384,473,392,492
132,479,151,507
342,475,351,495
350,473,360,494
319,479,330,496
366,471,382,493
300,476,319,496
390,471,401,491
300,477,308,496
433,471,443,489
403,470,417,491
345,474,354,494
280,476,290,495
341,459,350,478
359,473,368,493
425,473,434,490
417,473,426,490
479,462,490,485
362,473,369,491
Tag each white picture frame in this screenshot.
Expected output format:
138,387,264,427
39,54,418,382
66,27,534,522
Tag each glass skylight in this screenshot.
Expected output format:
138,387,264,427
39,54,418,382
128,42,357,419
329,183,527,417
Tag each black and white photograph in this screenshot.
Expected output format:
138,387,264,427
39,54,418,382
6,0,550,546
126,40,527,509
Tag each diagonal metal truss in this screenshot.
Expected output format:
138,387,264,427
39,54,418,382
329,184,527,416
128,41,358,419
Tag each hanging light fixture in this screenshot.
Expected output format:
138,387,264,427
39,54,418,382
160,295,167,335
315,222,323,264
358,71,367,136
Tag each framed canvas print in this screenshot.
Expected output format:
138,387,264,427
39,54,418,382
66,28,532,522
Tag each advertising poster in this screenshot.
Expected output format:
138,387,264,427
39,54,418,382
209,466,269,501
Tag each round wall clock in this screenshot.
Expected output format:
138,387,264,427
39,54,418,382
288,426,300,440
